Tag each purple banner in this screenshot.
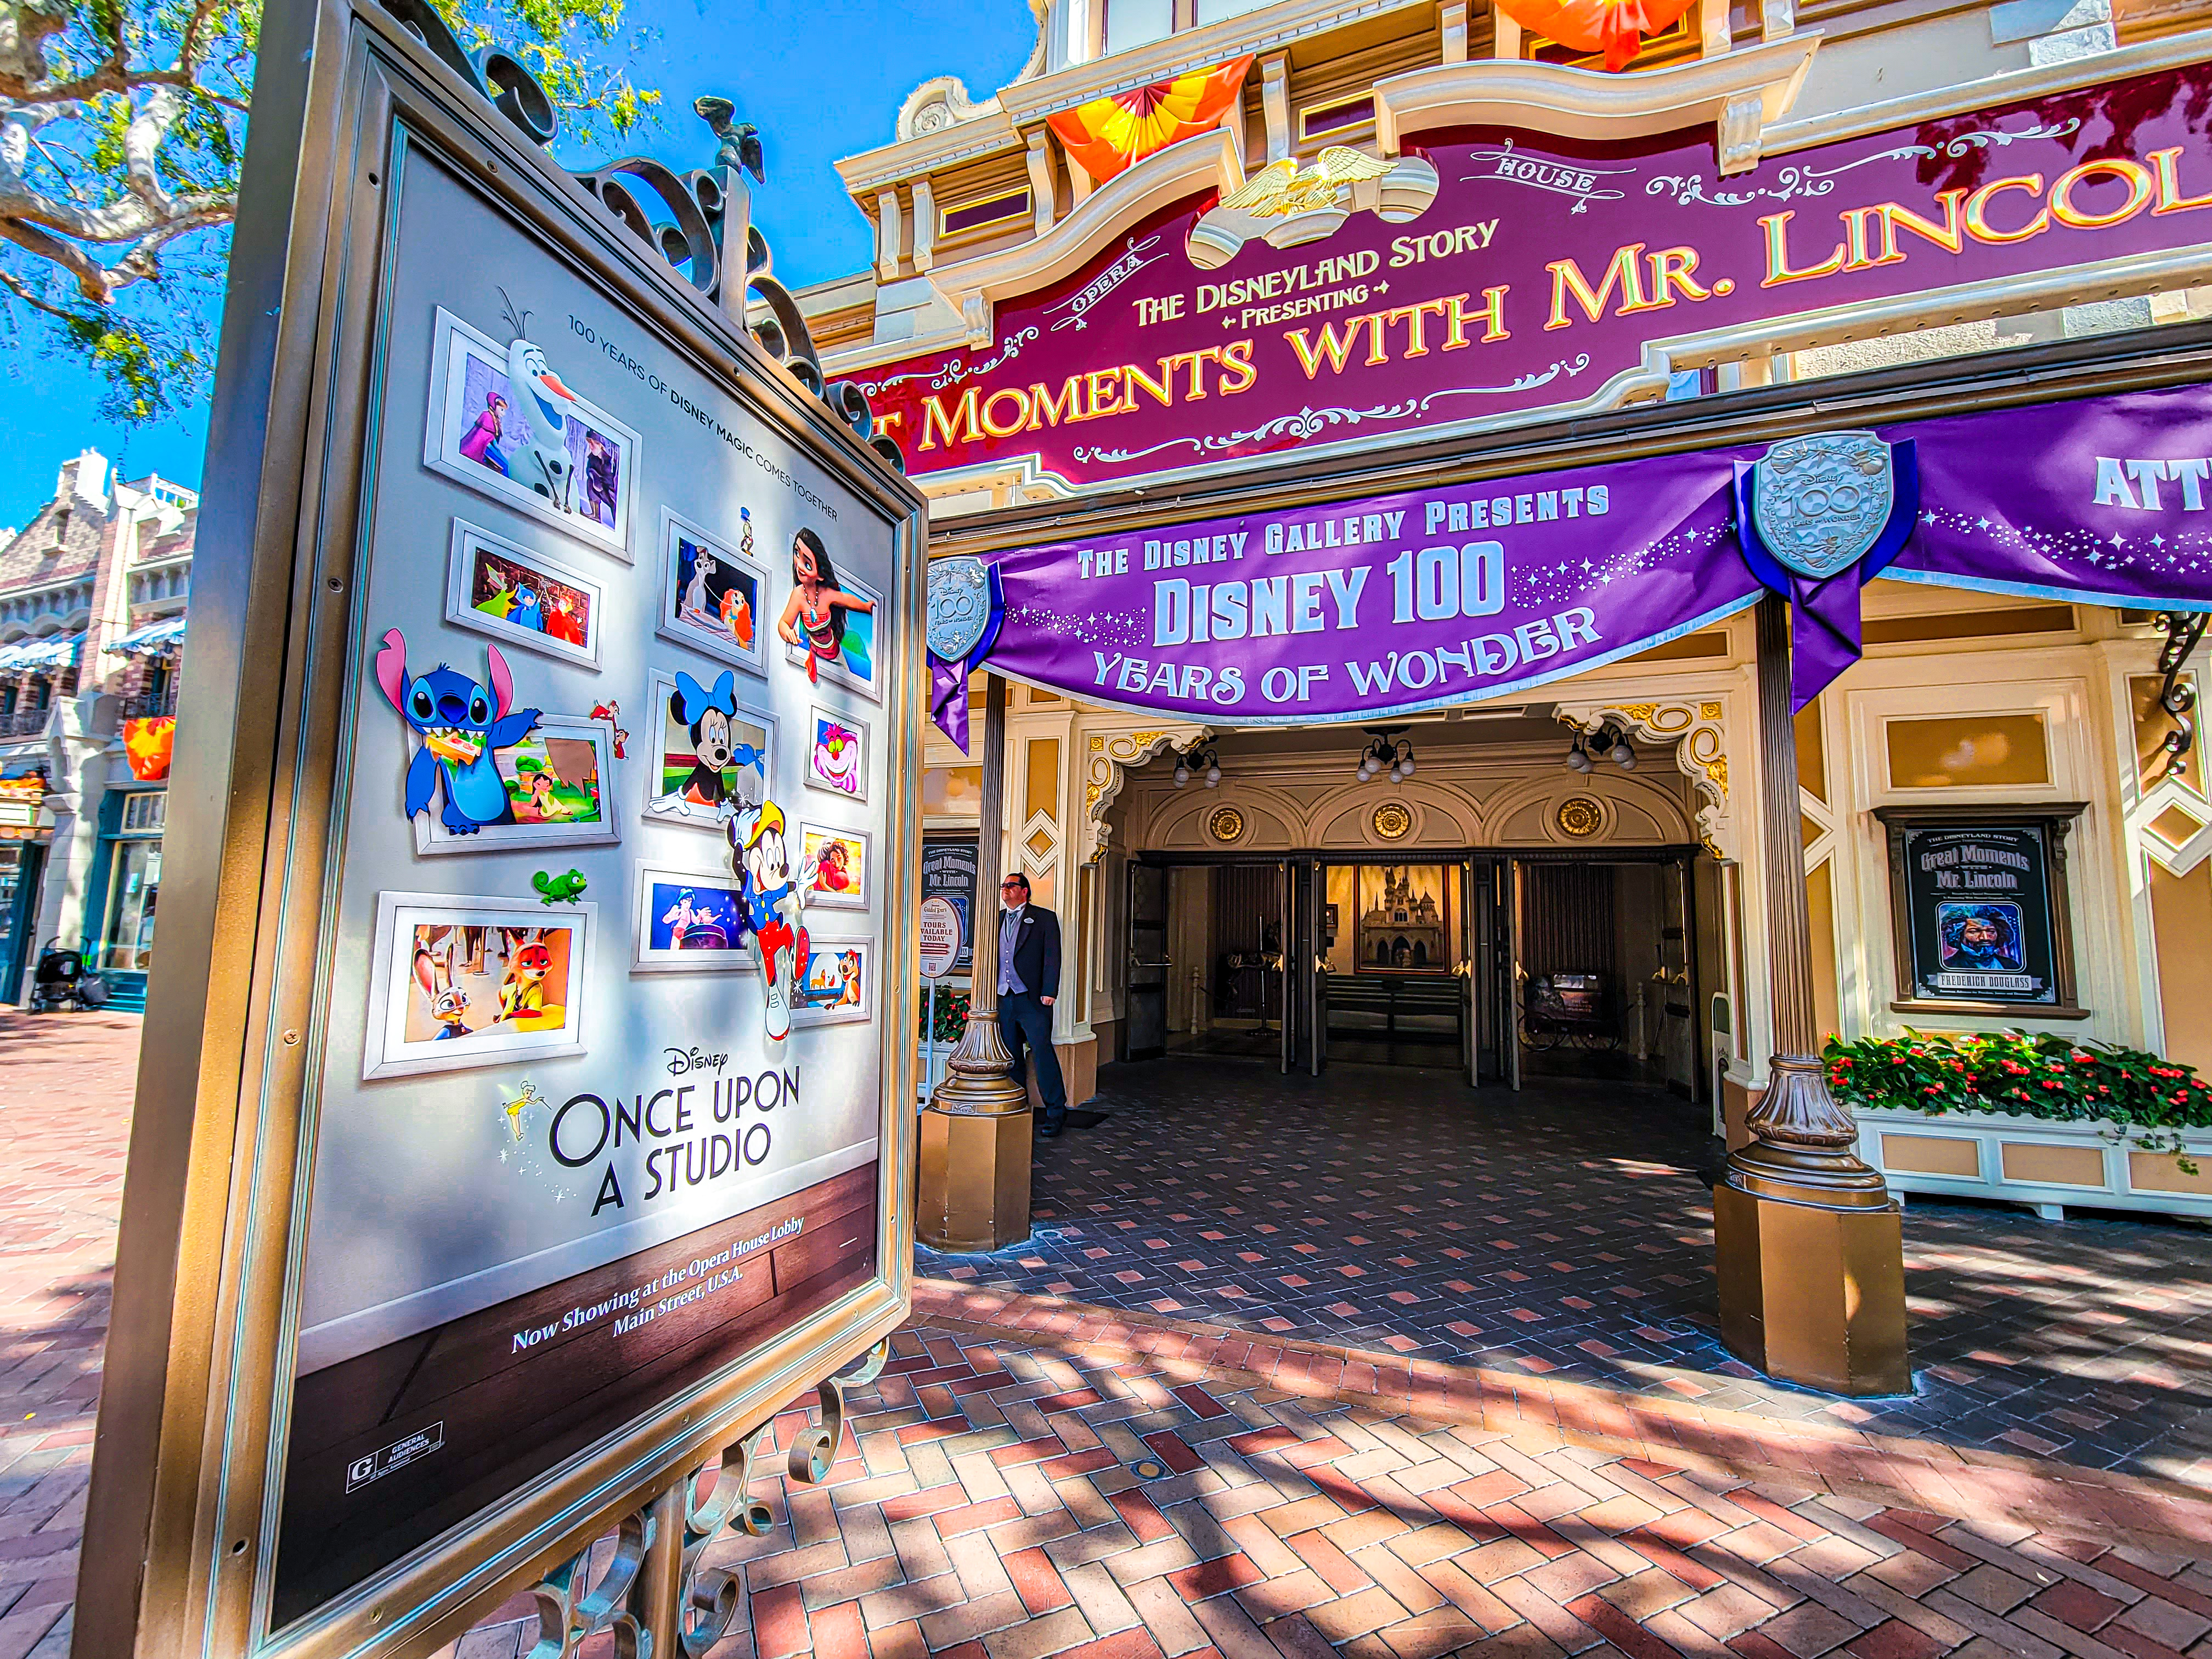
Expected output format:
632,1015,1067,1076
989,451,1753,725
1899,381,2212,608
976,383,2212,726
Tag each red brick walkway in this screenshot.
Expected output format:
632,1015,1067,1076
463,1301,2212,1659
8,1014,2212,1659
0,1011,140,1659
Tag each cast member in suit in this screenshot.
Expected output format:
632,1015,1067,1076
995,871,1068,1138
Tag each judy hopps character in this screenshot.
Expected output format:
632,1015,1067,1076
413,937,470,1039
374,629,541,834
499,289,586,512
728,801,817,1040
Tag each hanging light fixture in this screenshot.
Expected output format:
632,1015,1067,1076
1355,726,1414,784
1565,724,1636,772
1172,741,1223,788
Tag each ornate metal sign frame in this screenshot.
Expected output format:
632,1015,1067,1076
72,3,925,1655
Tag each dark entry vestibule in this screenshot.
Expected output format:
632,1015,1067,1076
1120,848,1706,1097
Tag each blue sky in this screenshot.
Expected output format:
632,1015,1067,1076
0,0,1035,528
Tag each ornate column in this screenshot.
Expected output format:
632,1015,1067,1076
1712,595,1908,1394
917,673,1032,1251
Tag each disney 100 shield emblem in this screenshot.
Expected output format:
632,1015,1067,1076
926,556,994,663
1751,432,1895,580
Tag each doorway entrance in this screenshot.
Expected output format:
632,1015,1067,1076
1122,848,1704,1101
1514,856,1700,1091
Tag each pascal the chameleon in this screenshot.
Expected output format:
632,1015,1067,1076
532,868,588,905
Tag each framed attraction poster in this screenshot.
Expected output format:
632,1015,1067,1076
78,12,927,1655
360,892,595,1079
642,667,775,831
1875,806,2087,1017
921,834,977,975
631,859,756,973
409,712,620,855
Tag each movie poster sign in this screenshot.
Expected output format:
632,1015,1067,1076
1878,810,2084,1013
78,9,923,1654
922,833,979,975
854,63,2212,494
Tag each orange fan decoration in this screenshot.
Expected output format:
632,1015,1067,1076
1048,55,1254,186
1494,0,1696,69
122,716,175,782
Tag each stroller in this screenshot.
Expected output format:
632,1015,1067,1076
27,940,108,1013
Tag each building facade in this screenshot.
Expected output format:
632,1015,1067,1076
810,0,2212,1220
0,450,195,1007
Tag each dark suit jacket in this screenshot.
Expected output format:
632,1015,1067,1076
1000,904,1061,998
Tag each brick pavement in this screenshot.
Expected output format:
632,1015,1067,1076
0,1011,141,1659
454,1307,2212,1659
10,1012,2212,1659
917,1061,2212,1483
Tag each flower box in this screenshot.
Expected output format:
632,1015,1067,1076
1853,1106,2212,1220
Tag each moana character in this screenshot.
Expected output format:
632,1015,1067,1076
778,527,874,684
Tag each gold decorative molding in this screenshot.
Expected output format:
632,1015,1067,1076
1373,33,1818,171
1207,805,1247,843
1372,800,1412,840
1082,720,1211,862
1557,797,1602,838
1555,697,1739,860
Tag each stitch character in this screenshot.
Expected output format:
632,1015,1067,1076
414,936,470,1039
728,801,817,1041
778,527,875,684
374,629,540,835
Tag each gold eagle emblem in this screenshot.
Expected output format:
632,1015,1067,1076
1218,146,1398,219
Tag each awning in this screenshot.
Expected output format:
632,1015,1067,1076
0,633,83,673
108,616,187,657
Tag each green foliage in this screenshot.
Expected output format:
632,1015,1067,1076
0,0,659,421
921,989,972,1046
1824,1029,2212,1171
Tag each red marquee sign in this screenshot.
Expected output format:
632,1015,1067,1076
859,64,2212,493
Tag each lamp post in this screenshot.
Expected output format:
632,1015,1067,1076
916,673,1031,1251
1712,595,1909,1395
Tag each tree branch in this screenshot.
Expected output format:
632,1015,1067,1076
0,257,86,324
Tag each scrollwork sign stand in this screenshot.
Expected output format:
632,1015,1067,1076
379,0,905,473
510,1342,890,1658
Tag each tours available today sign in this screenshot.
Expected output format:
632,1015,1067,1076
859,65,2212,490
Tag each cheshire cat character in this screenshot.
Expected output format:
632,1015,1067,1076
374,628,540,835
